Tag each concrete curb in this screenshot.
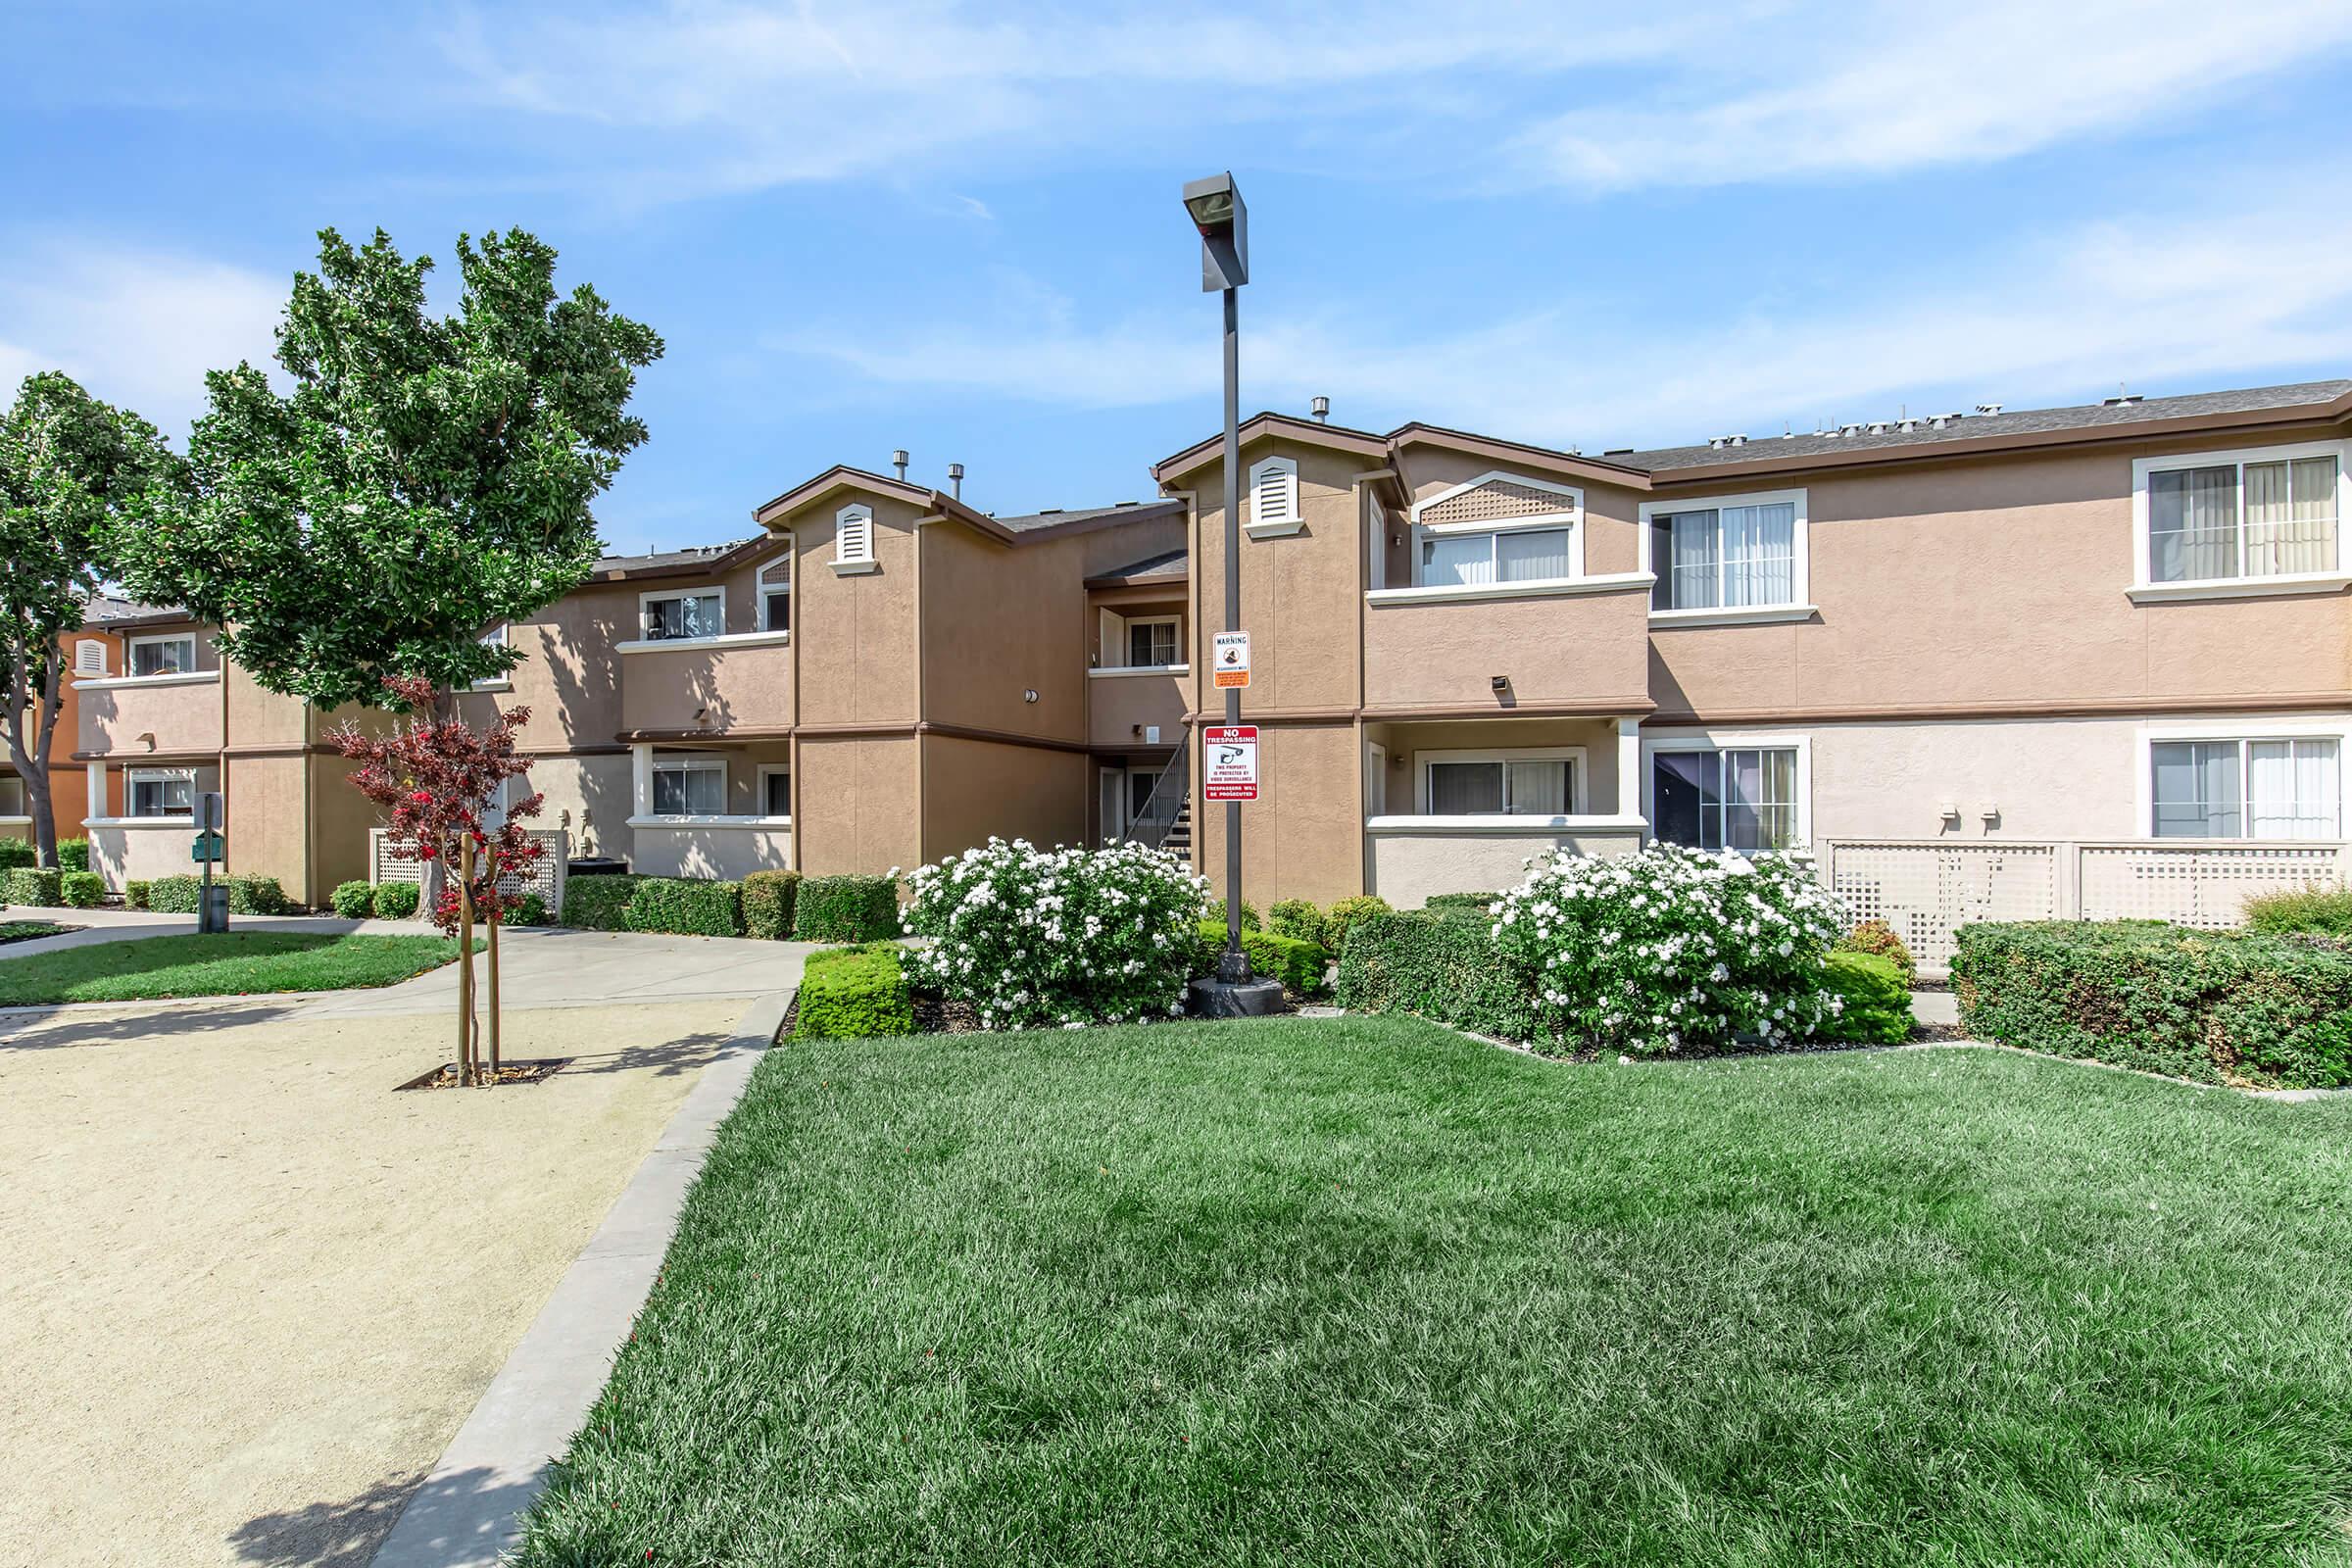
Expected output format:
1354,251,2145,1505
368,991,787,1568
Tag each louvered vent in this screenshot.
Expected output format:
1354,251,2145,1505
1419,478,1575,526
74,640,108,677
836,506,874,564
1250,458,1298,528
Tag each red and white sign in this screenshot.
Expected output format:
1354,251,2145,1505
1201,725,1259,802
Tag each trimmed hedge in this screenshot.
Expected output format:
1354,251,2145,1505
0,838,32,870
560,874,643,932
742,870,802,941
1267,898,1328,949
1194,918,1329,998
1952,920,2352,1090
145,874,289,915
331,880,375,918
1819,951,1912,1045
793,942,914,1040
1322,894,1392,955
60,871,104,908
794,874,901,944
57,838,89,873
627,877,746,938
372,881,422,920
5,867,63,907
1421,891,1501,920
1335,909,1539,1042
123,880,151,910
2244,883,2352,939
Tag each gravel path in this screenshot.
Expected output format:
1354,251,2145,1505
0,996,748,1567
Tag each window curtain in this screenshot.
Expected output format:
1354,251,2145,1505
1721,503,1795,607
1505,759,1571,815
1721,748,1797,850
1428,761,1504,813
2151,741,2240,837
2249,739,2339,838
654,766,723,815
2243,457,2337,577
1423,534,1494,587
1495,529,1571,583
2148,466,2238,582
1667,510,1720,609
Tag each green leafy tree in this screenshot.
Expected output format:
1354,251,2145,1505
0,374,185,865
113,226,664,709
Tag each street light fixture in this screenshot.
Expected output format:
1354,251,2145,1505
1183,171,1281,1017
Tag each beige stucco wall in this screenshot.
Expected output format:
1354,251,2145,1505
1371,717,1629,815
618,642,794,736
632,825,792,880
76,674,227,758
918,735,1091,861
88,822,211,889
1088,670,1188,749
222,754,310,898
795,734,920,876
1363,589,1650,714
1369,823,1642,908
780,494,923,728
1192,721,1364,906
517,753,635,864
1189,440,1368,718
308,755,378,901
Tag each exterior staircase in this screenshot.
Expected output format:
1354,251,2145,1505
1159,801,1193,857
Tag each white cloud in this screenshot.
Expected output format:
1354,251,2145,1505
1513,0,2352,192
0,245,282,436
773,186,2352,452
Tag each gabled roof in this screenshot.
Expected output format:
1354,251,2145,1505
80,595,194,629
754,466,1182,547
1086,546,1188,587
998,498,1184,533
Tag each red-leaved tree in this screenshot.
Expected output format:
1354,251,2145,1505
331,674,547,1083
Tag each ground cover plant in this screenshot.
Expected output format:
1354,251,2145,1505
1953,920,2352,1089
0,932,466,1004
2243,882,2352,938
0,919,66,944
792,942,914,1040
513,1016,2352,1566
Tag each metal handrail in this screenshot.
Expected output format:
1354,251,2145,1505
1126,747,1190,852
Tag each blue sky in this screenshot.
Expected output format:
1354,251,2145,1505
5,1,2352,555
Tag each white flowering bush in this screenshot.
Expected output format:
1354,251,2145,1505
1490,843,1848,1055
902,838,1208,1030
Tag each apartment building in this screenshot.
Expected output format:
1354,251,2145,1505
0,599,126,850
1152,378,2352,965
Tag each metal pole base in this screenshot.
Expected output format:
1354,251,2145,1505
1187,974,1286,1018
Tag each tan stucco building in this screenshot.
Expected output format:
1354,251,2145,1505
63,378,2352,964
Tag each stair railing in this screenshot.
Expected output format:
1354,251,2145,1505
1125,746,1190,853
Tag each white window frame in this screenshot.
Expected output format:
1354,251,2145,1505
1414,746,1588,817
758,557,793,636
2130,440,2352,602
2135,717,2351,841
1124,615,1181,669
638,586,726,643
1638,487,1815,626
1246,455,1302,538
1401,470,1592,599
755,762,794,824
125,766,197,822
647,754,728,818
1640,731,1813,851
126,631,198,679
833,504,879,573
471,622,512,692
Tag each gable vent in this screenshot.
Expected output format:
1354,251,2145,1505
74,639,108,677
1249,456,1299,529
835,505,874,564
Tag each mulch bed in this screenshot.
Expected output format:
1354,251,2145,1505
395,1057,572,1092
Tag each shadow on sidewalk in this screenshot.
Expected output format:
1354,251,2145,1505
228,1463,533,1567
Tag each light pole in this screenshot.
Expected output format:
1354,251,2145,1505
1183,171,1282,1016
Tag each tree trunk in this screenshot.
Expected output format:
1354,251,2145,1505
2,644,66,868
23,771,58,872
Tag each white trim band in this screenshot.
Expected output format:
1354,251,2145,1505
626,814,794,831
614,630,793,656
1648,604,1820,627
2126,572,2352,604
1364,813,1648,835
1365,571,1653,608
72,670,220,692
1088,663,1191,679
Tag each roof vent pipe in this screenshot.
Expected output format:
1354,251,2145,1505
1310,395,1330,423
892,448,909,481
947,462,964,498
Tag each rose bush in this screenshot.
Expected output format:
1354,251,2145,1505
1490,843,1847,1055
903,838,1207,1029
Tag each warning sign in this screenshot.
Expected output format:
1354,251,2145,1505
1202,725,1259,802
1211,630,1251,689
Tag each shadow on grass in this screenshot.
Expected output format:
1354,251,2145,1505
0,1000,308,1051
228,1463,539,1568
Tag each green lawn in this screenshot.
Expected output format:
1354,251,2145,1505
0,931,467,1004
0,919,68,945
513,1017,2352,1567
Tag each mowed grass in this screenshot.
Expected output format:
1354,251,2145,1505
514,1017,2352,1567
0,931,467,1004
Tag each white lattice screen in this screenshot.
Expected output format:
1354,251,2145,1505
1827,841,2058,967
1419,479,1574,526
369,827,567,911
2079,842,2342,928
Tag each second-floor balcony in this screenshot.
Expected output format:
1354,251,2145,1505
1088,661,1188,749
76,668,224,759
617,630,795,738
1362,572,1653,716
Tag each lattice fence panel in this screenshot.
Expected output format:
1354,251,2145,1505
2078,842,2342,928
370,827,567,909
1419,479,1575,526
1827,842,2058,969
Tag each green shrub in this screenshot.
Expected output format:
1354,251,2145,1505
1421,891,1501,920
224,875,288,915
123,880,151,910
1321,894,1392,955
1194,919,1328,998
1335,909,1540,1042
1201,894,1262,931
1267,898,1329,949
146,874,201,913
742,870,802,941
59,871,104,908
331,880,375,918
0,838,32,870
511,892,549,927
5,867,63,906
2243,882,2352,938
626,877,746,938
56,838,89,873
1952,921,2352,1090
372,881,422,919
1819,951,1912,1045
794,942,915,1040
794,874,901,943
1836,917,1919,986
559,873,641,931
